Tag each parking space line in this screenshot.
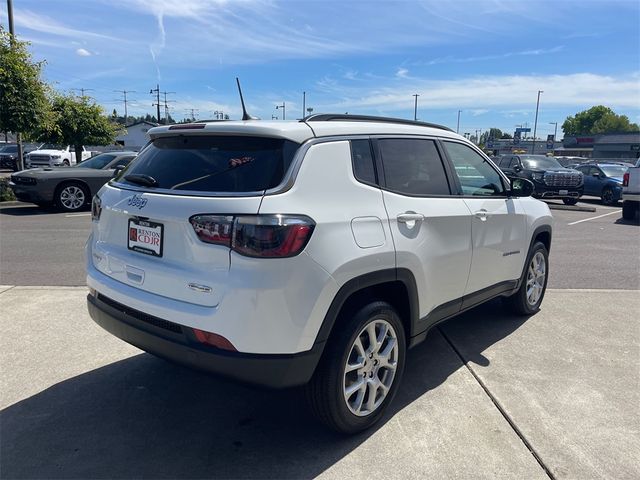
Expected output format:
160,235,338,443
65,213,92,217
567,211,619,226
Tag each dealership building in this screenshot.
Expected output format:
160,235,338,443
556,132,640,159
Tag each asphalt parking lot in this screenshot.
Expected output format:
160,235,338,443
1,198,639,479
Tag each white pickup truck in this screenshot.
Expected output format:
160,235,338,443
25,144,92,168
622,158,640,220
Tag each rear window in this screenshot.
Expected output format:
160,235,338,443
119,136,299,193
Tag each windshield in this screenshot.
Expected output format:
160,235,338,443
600,165,628,178
521,156,563,170
76,153,117,169
119,136,299,193
0,145,18,153
40,143,66,150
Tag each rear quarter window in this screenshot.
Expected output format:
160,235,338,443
119,136,299,193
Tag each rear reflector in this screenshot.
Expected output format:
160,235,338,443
623,172,629,187
192,328,236,351
189,214,315,258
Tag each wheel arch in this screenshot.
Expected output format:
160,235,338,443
313,268,419,348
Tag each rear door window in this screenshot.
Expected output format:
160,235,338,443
119,136,299,193
378,138,451,195
350,139,377,185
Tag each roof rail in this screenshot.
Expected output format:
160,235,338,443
301,113,454,132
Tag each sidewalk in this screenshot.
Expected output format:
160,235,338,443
1,287,638,479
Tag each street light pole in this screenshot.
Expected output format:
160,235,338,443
549,121,558,140
412,94,419,121
532,90,543,154
276,102,285,120
456,110,461,134
302,91,306,119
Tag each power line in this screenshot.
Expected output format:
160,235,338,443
184,108,199,121
71,88,94,97
161,91,176,124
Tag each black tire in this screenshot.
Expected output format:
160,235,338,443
601,187,616,206
505,241,549,316
562,197,578,206
305,301,406,434
55,181,90,212
62,159,70,166
622,201,638,220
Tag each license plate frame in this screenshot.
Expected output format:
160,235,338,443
559,189,569,195
128,218,164,257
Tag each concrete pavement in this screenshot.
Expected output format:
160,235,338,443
1,286,638,479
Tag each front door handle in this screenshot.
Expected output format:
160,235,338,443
397,213,425,224
474,209,489,221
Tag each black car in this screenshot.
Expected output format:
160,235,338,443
496,154,584,205
9,151,136,211
0,144,20,171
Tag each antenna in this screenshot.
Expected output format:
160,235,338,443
236,77,259,120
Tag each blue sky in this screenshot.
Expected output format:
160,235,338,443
2,0,639,137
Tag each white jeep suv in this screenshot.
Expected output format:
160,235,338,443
86,114,552,433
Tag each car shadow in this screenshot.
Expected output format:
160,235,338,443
615,215,640,226
1,299,531,479
0,204,65,216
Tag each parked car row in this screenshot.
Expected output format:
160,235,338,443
9,151,137,212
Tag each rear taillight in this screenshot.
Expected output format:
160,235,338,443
623,172,630,187
190,215,234,247
91,195,102,221
189,214,315,258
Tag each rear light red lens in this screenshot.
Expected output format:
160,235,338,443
189,214,315,258
189,215,234,247
192,328,236,351
623,172,629,187
233,215,315,258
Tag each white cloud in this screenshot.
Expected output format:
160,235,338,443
76,48,91,57
396,68,410,79
418,46,564,66
314,72,640,112
10,9,120,41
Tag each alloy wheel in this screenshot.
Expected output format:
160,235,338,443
343,319,399,417
60,186,85,210
526,251,546,306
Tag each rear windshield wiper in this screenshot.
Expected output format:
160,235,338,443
124,174,159,187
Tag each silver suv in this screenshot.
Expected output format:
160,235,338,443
87,114,553,433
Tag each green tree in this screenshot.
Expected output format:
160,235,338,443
37,93,119,162
500,132,513,139
0,27,51,168
562,105,640,135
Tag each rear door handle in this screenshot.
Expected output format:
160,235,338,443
397,213,425,224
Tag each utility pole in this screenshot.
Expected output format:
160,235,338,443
213,110,225,120
162,91,176,124
150,84,161,124
114,90,136,124
276,102,285,120
185,109,199,121
72,88,94,97
7,0,24,170
532,90,543,154
549,121,558,140
412,94,419,121
456,110,461,134
302,91,306,119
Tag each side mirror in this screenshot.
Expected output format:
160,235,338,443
510,178,534,197
591,172,600,177
112,165,126,177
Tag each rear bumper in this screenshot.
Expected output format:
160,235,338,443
622,192,640,202
87,292,324,389
8,183,51,204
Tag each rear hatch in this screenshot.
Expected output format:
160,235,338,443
91,134,300,306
